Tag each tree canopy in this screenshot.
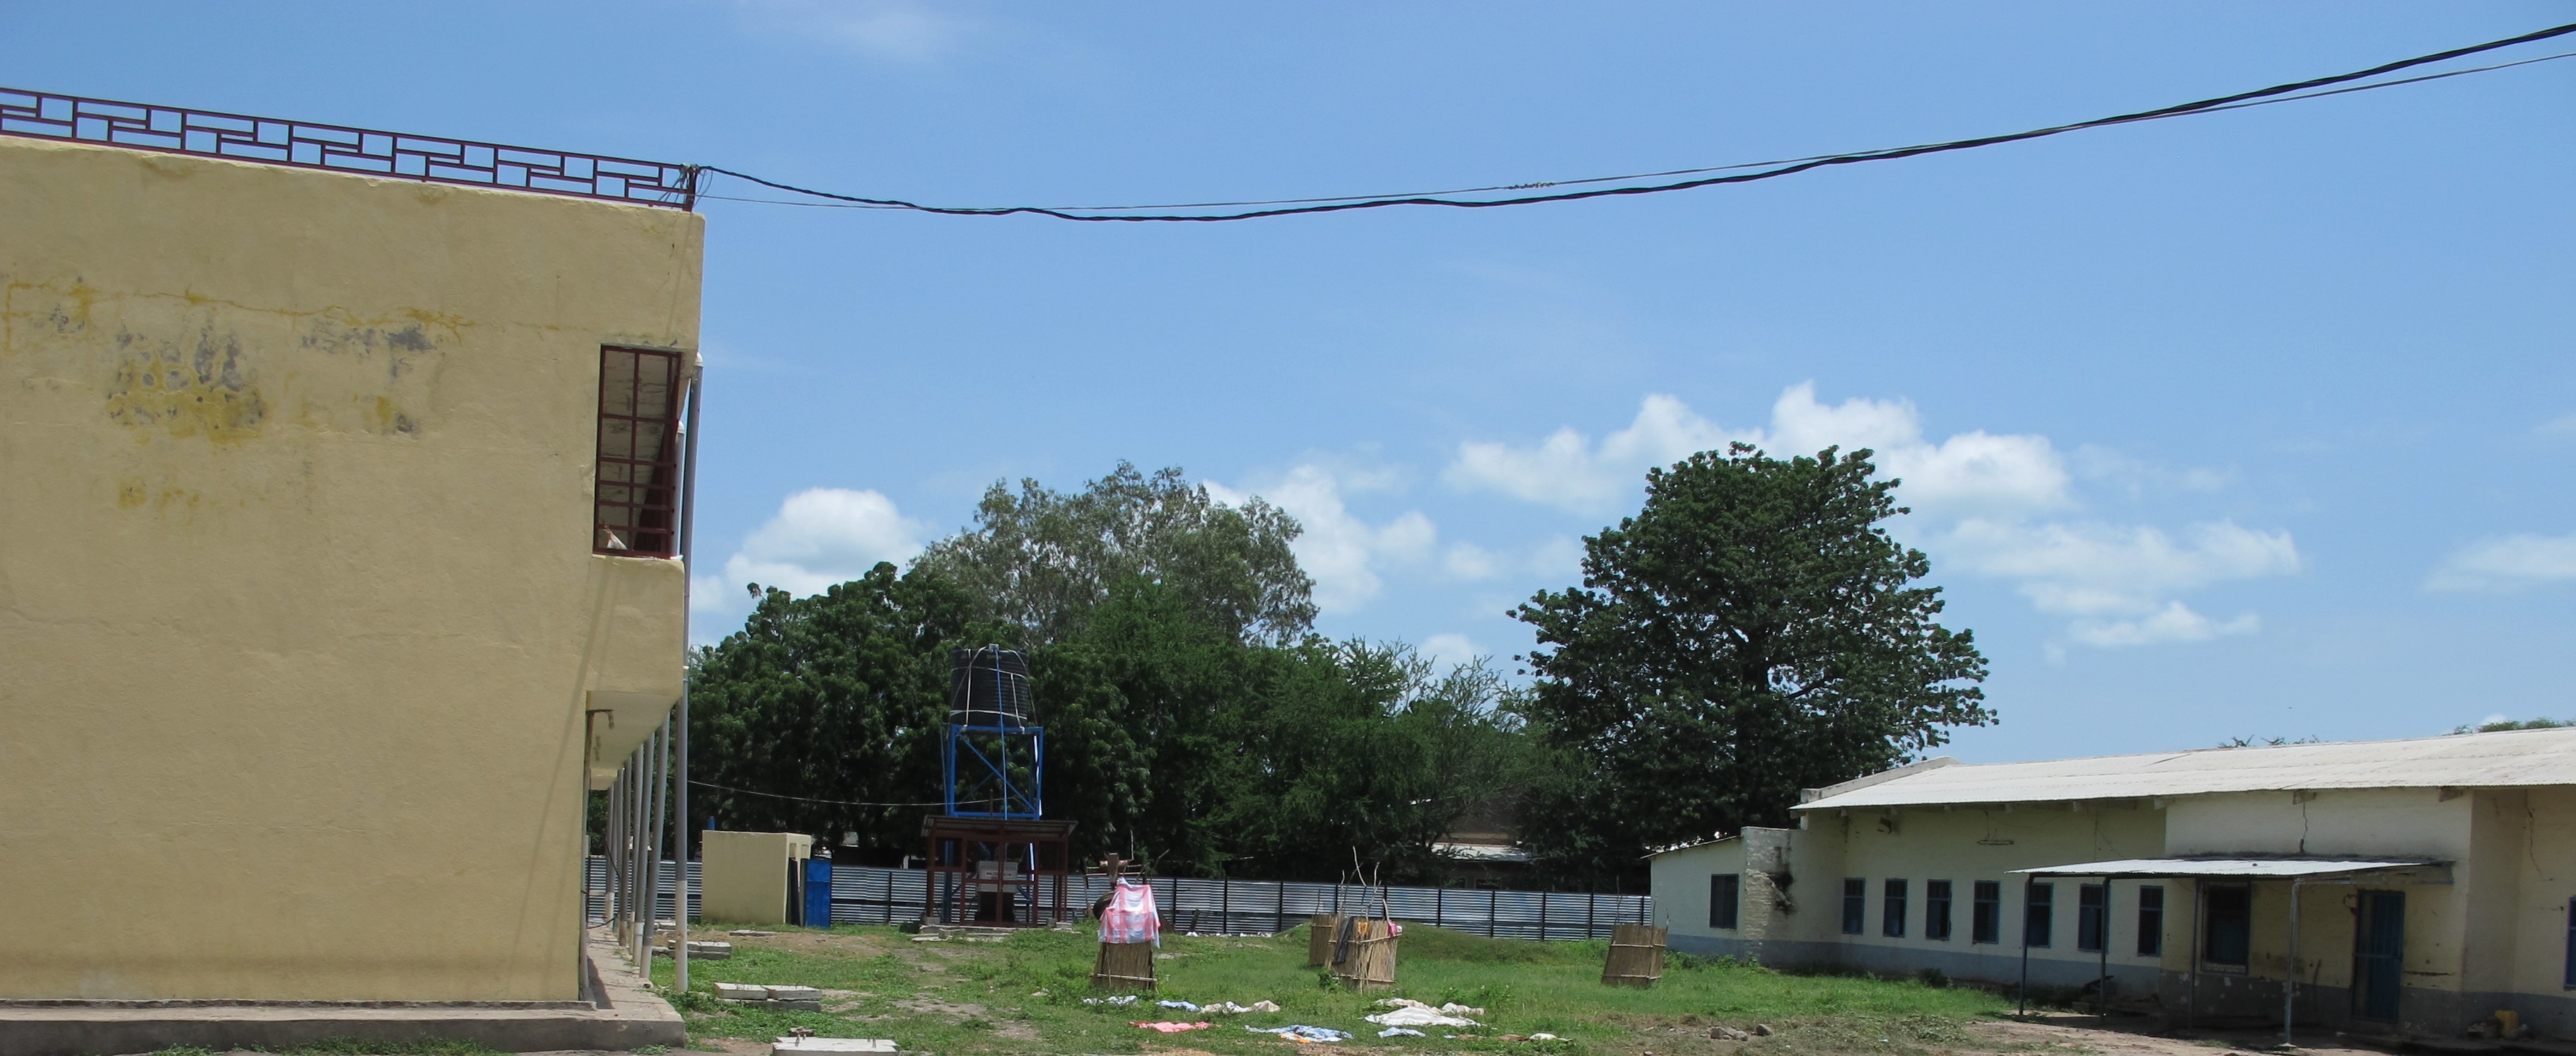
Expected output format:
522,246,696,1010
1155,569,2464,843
1512,444,1991,886
685,463,1520,881
683,452,1995,890
911,461,1317,647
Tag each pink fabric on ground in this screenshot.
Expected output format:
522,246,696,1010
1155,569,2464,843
1131,1021,1215,1033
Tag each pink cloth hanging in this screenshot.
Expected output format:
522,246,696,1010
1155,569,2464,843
1099,878,1161,946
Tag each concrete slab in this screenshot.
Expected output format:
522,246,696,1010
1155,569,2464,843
0,933,683,1056
774,1038,897,1053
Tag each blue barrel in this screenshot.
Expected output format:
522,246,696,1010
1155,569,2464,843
803,858,834,928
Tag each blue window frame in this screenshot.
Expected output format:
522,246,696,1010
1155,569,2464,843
1710,874,1740,930
1842,878,1867,935
2137,886,2164,957
2205,883,2251,967
2565,896,2575,988
2025,882,2055,948
2077,883,2108,952
1883,879,1909,938
1925,880,1954,941
1971,881,2001,944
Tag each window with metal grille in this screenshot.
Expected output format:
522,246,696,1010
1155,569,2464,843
1925,880,1953,941
1972,881,2000,944
2025,882,2054,948
2138,886,2164,957
1710,874,1739,929
1882,878,1908,937
1841,878,1867,934
2563,896,2572,988
2077,883,2108,952
2205,883,2251,968
594,346,683,557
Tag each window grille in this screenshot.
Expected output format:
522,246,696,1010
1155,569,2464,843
2077,883,2107,952
1882,878,1908,938
1971,880,2000,944
2204,883,2251,968
1709,874,1739,930
2025,881,2054,948
1925,880,1953,941
1841,878,1867,935
595,346,684,557
2137,886,2164,957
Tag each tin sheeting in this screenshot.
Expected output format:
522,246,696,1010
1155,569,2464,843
1798,726,2576,811
2007,857,2438,878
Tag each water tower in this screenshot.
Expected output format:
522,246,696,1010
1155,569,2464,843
943,646,1044,818
920,646,1076,925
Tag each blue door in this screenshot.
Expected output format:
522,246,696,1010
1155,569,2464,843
2354,890,2403,1021
803,859,835,929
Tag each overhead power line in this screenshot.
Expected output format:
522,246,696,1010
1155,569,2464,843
689,779,988,808
699,20,2576,223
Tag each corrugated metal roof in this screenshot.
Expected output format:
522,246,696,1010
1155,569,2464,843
1797,726,2576,811
2008,857,2439,878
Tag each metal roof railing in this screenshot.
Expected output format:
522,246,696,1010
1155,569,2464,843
0,86,694,210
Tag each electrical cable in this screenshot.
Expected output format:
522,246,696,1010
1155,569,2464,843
689,779,991,808
699,20,2576,222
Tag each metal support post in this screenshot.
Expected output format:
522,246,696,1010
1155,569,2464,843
2017,877,2033,1017
643,720,670,970
628,744,648,950
674,370,700,994
2283,880,2301,1048
2186,879,2202,1028
609,762,627,931
2098,878,2111,1021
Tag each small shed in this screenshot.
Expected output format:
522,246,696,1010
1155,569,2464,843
700,830,814,925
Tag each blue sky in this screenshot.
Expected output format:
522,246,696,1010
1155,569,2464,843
18,2,2572,761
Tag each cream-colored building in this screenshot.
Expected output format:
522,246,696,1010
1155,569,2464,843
1650,729,2576,1038
0,120,700,1002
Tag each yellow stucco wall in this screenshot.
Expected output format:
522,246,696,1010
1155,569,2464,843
0,137,701,1000
699,832,815,926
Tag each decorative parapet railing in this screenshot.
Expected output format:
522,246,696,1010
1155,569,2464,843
0,87,695,210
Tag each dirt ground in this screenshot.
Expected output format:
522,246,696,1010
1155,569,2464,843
1973,1014,2392,1056
162,1015,2411,1056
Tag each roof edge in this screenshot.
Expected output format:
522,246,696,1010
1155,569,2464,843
1796,756,1960,808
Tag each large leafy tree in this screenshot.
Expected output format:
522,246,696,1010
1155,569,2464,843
1513,444,1991,886
685,563,1008,861
913,461,1317,647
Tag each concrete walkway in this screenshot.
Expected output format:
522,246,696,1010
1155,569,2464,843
0,932,683,1056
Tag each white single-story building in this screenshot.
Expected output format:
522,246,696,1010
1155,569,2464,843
1648,727,2576,1039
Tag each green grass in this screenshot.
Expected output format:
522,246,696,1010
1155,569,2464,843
649,922,2018,1055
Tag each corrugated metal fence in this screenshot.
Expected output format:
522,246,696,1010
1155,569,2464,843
585,858,1649,941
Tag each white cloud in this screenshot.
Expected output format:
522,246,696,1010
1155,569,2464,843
1443,385,2065,518
1443,537,1589,583
1444,542,1501,581
2068,602,2261,648
1445,394,1742,513
1941,518,2300,617
2425,533,2576,592
714,487,926,602
1445,385,2295,649
1421,633,1484,671
733,0,985,63
1213,466,1434,615
2537,412,2576,439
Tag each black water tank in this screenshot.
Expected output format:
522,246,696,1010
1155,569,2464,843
948,646,1032,726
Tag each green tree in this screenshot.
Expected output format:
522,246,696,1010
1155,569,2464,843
1513,444,1991,886
914,462,1317,647
685,563,1006,861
